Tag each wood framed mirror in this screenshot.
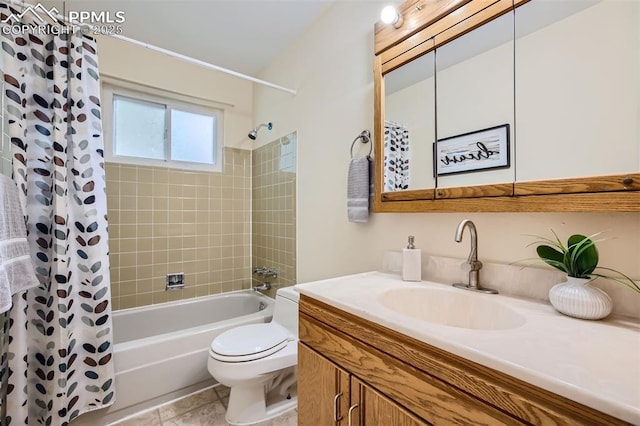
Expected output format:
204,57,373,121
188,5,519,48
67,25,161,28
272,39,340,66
373,0,640,212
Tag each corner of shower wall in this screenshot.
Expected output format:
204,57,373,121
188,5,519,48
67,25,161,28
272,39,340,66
251,132,297,298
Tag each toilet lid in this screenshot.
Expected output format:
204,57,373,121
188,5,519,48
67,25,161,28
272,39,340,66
210,323,290,362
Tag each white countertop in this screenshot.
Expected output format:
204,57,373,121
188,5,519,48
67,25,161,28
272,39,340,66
295,271,640,424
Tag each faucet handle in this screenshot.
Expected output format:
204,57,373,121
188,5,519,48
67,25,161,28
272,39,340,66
253,266,278,279
470,260,483,271
460,260,482,272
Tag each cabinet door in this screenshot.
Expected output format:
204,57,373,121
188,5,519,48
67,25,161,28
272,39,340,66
298,343,351,426
351,376,429,426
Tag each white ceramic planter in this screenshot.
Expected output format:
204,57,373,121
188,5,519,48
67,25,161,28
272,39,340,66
549,276,613,320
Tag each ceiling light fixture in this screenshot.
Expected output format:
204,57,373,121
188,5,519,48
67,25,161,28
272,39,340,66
380,5,403,28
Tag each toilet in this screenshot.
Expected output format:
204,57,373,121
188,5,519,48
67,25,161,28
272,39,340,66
207,287,299,425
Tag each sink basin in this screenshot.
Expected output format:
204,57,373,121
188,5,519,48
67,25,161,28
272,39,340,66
377,286,526,330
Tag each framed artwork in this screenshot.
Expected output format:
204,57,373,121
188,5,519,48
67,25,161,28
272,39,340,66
434,124,510,176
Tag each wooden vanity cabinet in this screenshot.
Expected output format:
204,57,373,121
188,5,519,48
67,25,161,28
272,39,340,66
297,294,632,426
298,343,350,426
299,343,426,426
351,376,426,426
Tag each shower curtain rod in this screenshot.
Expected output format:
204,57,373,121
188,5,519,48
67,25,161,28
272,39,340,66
3,0,298,95
111,34,296,95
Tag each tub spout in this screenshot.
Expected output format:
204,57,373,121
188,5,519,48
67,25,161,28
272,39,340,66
253,282,272,292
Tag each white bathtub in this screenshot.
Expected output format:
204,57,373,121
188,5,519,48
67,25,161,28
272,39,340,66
75,290,274,425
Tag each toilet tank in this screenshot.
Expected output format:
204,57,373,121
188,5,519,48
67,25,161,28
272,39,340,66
272,287,299,337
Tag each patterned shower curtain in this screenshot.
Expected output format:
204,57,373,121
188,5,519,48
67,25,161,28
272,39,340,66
383,121,410,191
0,5,115,424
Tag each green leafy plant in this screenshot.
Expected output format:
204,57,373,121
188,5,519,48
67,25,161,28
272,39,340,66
528,230,640,294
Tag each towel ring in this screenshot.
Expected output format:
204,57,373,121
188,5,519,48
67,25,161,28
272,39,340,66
350,130,372,159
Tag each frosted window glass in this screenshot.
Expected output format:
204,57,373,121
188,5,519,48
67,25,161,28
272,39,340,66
114,96,166,160
171,109,216,164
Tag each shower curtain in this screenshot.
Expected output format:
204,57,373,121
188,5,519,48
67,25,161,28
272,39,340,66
0,5,115,424
384,121,410,191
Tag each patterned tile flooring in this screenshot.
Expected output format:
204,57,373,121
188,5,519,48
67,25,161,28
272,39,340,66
112,386,297,426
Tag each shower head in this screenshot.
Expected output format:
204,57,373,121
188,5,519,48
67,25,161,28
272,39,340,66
248,122,273,140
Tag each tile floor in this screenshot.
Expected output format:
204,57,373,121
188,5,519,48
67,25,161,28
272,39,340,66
113,386,297,426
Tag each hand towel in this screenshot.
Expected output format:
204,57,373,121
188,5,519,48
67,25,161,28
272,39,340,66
347,156,372,223
0,174,39,314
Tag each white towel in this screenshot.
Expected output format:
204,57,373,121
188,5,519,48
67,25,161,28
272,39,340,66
0,174,39,314
347,157,373,223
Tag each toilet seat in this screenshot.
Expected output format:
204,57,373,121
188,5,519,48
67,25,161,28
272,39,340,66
210,323,291,363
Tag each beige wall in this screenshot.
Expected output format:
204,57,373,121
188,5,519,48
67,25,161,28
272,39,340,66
254,1,640,306
106,149,252,310
96,35,254,151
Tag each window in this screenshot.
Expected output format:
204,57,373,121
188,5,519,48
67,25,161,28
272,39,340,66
113,96,166,161
103,83,223,171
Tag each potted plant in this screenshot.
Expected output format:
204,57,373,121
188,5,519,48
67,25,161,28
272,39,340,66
530,231,639,320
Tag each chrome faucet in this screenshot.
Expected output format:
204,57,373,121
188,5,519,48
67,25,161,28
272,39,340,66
252,266,277,292
253,266,278,279
452,219,498,294
252,282,272,292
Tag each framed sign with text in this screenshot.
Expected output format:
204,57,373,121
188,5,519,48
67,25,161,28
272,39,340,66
434,124,510,176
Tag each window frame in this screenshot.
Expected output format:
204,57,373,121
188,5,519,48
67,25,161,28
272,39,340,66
102,82,224,172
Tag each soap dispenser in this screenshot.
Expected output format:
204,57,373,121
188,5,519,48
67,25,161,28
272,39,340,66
402,236,422,282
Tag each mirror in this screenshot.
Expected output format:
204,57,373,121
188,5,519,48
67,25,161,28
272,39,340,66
435,11,514,190
374,0,640,211
515,0,639,182
383,51,435,192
